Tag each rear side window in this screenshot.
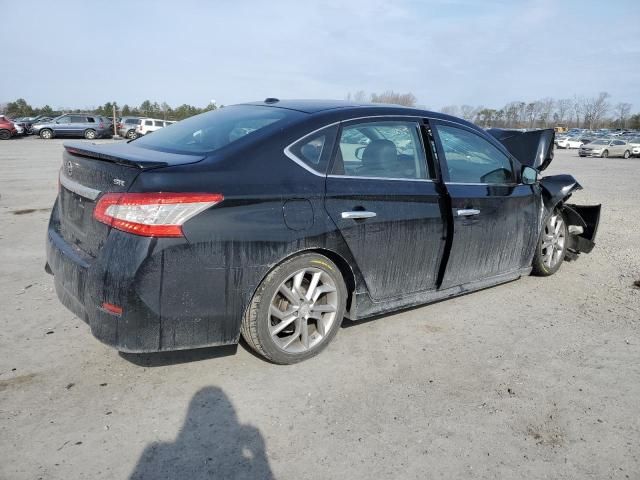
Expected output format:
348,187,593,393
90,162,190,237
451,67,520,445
287,125,338,174
87,117,95,123
154,120,164,127
134,105,301,154
70,116,85,123
331,121,427,179
436,125,514,184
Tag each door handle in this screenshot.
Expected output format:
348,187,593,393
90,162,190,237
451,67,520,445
456,208,480,217
341,211,377,219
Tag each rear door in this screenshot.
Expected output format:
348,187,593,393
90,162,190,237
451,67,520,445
69,115,87,136
431,120,538,288
54,116,72,136
324,118,446,300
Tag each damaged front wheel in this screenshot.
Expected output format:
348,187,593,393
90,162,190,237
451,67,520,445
532,209,568,276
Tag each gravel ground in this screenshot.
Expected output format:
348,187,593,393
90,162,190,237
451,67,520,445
1,136,639,480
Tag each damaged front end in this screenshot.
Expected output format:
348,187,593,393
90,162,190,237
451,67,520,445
488,128,601,260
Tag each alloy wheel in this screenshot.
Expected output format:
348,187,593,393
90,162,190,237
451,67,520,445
540,214,566,269
268,267,339,353
40,130,52,139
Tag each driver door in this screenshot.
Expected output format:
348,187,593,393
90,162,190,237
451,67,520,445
431,120,538,288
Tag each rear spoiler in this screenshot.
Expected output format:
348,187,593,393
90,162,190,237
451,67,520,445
64,141,205,169
487,128,555,171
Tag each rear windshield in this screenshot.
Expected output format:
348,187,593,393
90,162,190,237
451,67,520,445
133,105,301,154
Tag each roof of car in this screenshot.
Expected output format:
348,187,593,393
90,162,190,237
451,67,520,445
241,98,474,128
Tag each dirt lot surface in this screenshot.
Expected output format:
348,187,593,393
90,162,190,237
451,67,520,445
1,136,639,480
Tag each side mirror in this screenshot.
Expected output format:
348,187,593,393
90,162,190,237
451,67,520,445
522,166,538,185
355,146,365,160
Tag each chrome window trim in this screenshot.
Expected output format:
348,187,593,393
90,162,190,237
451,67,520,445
59,174,102,200
445,181,520,187
283,115,429,177
328,174,434,183
283,121,341,177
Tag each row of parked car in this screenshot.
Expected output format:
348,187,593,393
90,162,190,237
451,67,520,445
555,128,640,158
0,114,175,140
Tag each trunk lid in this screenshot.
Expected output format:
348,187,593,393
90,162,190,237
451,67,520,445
56,142,205,257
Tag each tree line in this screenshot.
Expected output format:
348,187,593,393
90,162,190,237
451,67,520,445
0,98,220,121
3,92,639,129
346,90,638,130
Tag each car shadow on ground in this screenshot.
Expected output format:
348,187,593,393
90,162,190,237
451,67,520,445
119,345,238,367
129,386,275,480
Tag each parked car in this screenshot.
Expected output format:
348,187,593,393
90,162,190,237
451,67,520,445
627,137,640,157
135,118,168,136
45,99,601,364
579,139,632,158
117,117,143,139
32,114,112,140
556,136,587,149
0,115,18,139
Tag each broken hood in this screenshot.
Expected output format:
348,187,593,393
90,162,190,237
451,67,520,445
487,128,555,171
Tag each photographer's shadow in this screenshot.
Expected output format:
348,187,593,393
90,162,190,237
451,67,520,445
130,386,274,480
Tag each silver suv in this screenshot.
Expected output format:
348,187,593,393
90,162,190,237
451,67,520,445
32,114,112,140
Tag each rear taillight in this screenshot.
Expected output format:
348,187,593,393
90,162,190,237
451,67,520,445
99,122,104,129
93,192,223,237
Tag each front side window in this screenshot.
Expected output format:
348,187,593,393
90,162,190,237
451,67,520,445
145,120,153,126
331,121,427,179
436,125,514,184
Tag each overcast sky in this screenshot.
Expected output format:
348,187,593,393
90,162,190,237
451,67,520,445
2,0,639,110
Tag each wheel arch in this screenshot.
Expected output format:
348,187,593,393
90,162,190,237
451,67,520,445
243,247,357,321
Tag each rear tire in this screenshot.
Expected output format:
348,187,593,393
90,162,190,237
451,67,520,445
39,129,53,139
241,253,347,364
84,129,96,140
532,208,568,277
623,150,630,159
126,129,138,140
0,129,11,140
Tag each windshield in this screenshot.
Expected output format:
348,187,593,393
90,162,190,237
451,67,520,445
133,105,301,154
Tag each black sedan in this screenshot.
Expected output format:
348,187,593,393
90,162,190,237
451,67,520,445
45,99,600,364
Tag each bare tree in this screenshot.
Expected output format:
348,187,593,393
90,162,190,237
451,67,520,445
555,98,572,124
370,91,417,107
538,97,555,128
572,95,585,128
613,102,632,128
591,92,610,129
346,90,368,103
440,105,459,117
460,104,478,122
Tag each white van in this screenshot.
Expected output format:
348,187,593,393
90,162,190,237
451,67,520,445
136,118,170,136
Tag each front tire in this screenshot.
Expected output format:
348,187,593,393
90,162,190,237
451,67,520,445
241,253,347,364
623,150,630,159
601,150,609,158
0,129,11,140
39,129,53,139
532,209,568,276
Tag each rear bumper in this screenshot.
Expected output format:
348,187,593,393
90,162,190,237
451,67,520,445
46,211,245,353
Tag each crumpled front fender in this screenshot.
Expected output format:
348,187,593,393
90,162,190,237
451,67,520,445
539,174,582,209
539,174,601,258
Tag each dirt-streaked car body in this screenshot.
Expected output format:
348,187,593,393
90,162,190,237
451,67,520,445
45,100,601,363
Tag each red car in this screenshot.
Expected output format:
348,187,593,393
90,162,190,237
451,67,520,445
0,115,18,140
